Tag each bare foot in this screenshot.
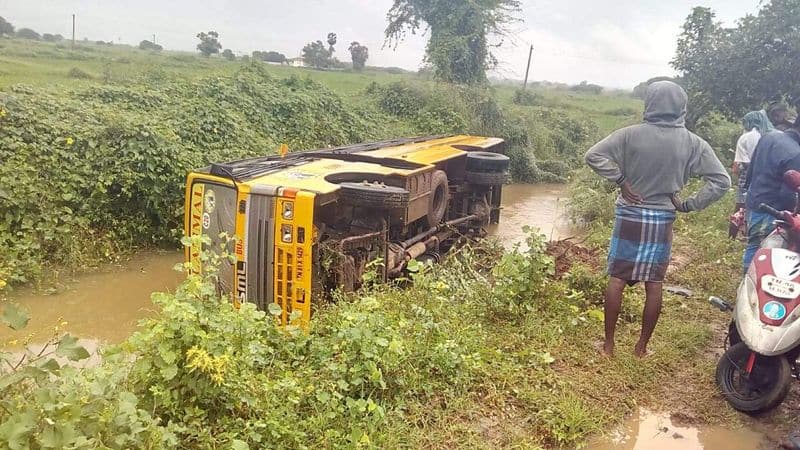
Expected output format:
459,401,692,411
596,340,614,357
633,343,653,358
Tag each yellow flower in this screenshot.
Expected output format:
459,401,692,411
0,109,6,118
7,339,17,346
66,136,74,146
0,279,6,289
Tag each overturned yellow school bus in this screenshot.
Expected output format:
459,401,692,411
184,135,508,325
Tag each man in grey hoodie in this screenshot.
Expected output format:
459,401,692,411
585,81,730,357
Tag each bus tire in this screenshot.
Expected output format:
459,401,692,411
426,170,449,227
337,182,410,209
465,152,510,173
465,170,508,185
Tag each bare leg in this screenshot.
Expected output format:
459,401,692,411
602,277,626,356
635,282,663,357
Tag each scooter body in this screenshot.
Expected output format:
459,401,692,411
734,244,800,357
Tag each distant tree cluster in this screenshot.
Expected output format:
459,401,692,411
16,27,41,40
42,33,65,42
348,41,369,70
196,31,222,57
570,81,603,95
302,33,339,69
139,39,163,51
252,50,287,63
0,16,13,37
221,49,235,60
672,0,800,123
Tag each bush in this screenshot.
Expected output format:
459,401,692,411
67,67,92,79
0,66,388,284
15,28,40,40
512,89,542,106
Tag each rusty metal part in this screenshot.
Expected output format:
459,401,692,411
340,230,383,251
401,213,482,249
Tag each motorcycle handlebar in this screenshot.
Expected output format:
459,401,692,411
759,203,783,219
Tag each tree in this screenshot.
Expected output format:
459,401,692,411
262,51,286,63
348,42,369,70
196,31,221,57
16,28,41,40
302,40,333,69
222,49,235,60
327,32,337,53
385,0,521,84
672,0,800,123
139,40,163,51
42,33,65,42
0,16,13,37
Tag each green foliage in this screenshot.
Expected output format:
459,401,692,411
196,31,221,57
0,16,13,36
570,81,603,95
138,40,163,51
302,39,334,69
221,48,235,61
15,28,40,41
672,1,800,122
0,66,387,284
252,50,286,63
491,229,555,311
327,32,337,53
512,89,541,106
0,302,173,449
384,0,521,84
67,67,92,79
348,41,369,70
632,76,677,100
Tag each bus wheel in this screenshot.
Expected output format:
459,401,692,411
465,152,510,173
426,170,449,227
465,170,509,185
337,181,410,209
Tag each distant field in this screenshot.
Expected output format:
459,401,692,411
0,38,641,136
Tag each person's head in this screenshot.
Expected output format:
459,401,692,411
767,102,791,127
643,81,688,127
742,110,775,134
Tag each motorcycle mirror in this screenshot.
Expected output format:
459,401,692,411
783,170,800,193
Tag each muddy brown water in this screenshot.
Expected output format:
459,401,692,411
586,409,765,450
487,183,576,246
0,184,770,448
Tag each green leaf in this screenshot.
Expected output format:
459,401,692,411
1,304,29,331
55,335,90,361
587,309,605,322
267,303,282,316
231,439,249,450
0,411,35,450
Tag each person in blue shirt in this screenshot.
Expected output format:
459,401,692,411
743,115,800,271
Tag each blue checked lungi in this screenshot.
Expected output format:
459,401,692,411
607,206,676,282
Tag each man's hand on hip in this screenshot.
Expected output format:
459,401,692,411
620,181,643,205
671,193,690,213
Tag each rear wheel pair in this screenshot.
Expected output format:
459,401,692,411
465,151,510,185
715,342,792,414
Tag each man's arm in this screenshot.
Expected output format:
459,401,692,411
681,142,732,212
585,131,625,184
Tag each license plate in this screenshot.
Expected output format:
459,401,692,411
762,275,800,299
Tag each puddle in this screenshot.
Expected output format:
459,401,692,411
586,409,765,450
0,251,182,347
487,183,576,246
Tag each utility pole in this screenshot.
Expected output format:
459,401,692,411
522,44,533,90
153,34,156,44
71,14,75,48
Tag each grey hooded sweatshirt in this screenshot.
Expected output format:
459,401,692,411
584,81,731,211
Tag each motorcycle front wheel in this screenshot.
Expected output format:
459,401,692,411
716,342,792,415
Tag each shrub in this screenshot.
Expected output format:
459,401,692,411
512,89,542,106
67,67,92,79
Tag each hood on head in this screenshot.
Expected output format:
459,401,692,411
644,81,688,127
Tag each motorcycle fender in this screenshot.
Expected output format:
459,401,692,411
737,302,800,356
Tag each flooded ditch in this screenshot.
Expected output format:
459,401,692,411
0,183,770,448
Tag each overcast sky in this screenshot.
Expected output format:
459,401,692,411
2,0,762,88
